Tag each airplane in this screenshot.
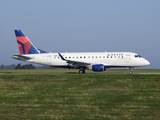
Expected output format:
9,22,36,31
12,29,150,74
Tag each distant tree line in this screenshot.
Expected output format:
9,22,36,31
0,63,49,69
0,64,4,69
15,63,36,69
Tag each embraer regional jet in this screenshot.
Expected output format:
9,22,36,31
12,30,150,74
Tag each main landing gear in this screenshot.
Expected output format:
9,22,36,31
129,67,133,74
79,68,85,74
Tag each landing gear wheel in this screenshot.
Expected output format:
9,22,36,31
79,69,85,74
129,67,133,74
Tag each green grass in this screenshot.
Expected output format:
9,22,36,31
0,68,160,74
0,73,160,119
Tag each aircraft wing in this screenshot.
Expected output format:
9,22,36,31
58,53,91,68
12,54,33,61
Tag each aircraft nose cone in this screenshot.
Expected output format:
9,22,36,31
145,60,150,65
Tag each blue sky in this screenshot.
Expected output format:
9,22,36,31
0,0,160,68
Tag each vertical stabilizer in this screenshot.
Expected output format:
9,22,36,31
14,30,40,54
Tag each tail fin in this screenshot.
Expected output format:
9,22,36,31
14,30,40,54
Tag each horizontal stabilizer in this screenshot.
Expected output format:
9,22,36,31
12,54,33,61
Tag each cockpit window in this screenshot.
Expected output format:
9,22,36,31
135,55,142,58
135,55,138,58
138,55,142,57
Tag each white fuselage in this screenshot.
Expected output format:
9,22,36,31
20,52,150,69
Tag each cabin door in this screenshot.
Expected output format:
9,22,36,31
47,55,52,65
126,55,131,63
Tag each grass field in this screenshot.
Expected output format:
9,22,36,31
0,69,160,119
0,68,160,74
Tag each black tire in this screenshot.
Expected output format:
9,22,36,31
79,69,85,74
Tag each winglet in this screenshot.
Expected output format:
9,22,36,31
58,53,66,60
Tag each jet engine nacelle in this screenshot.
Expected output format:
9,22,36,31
92,64,104,72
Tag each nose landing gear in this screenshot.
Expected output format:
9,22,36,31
129,67,133,74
